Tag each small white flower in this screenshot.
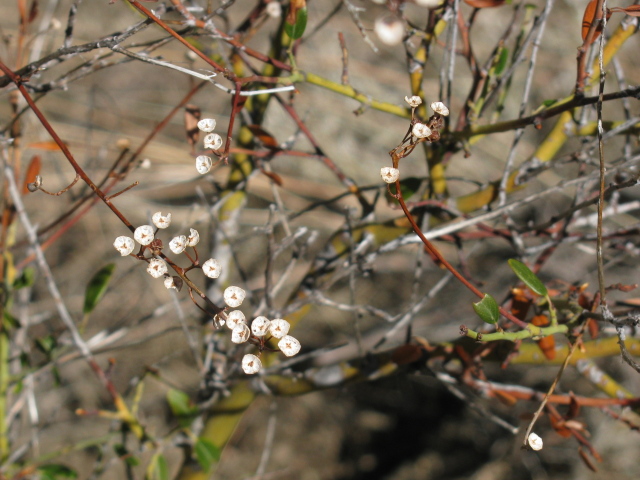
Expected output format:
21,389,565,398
415,0,443,7
404,95,422,108
380,167,400,184
169,235,187,254
226,310,246,330
278,335,301,357
231,324,251,344
527,432,543,451
147,258,167,278
224,286,246,308
196,155,213,175
265,1,281,18
113,236,135,256
187,228,200,247
152,212,172,229
202,258,222,279
204,133,223,150
430,101,450,116
251,316,271,337
242,354,262,374
134,225,155,245
412,123,432,138
374,16,405,46
164,277,177,290
269,319,290,339
197,118,216,133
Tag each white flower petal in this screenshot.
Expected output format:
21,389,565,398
412,123,432,138
187,228,200,247
113,236,135,256
278,335,301,357
242,354,262,374
152,212,172,229
231,324,250,344
251,316,271,337
196,155,213,174
147,258,167,278
374,16,405,46
197,118,216,133
203,133,223,150
269,319,290,339
404,95,422,108
430,101,449,116
226,310,246,330
169,235,187,254
164,277,177,290
224,286,246,308
380,167,400,184
528,432,543,451
134,225,155,246
202,258,222,279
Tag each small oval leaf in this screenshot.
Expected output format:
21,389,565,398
195,438,221,472
508,259,548,296
473,293,500,325
284,5,308,40
146,453,169,480
83,263,115,315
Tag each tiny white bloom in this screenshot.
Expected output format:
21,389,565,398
224,286,246,308
430,101,450,116
196,155,213,175
374,16,405,46
147,258,167,278
113,236,135,256
242,354,262,374
380,167,400,184
134,225,155,245
226,310,246,330
415,0,443,7
404,95,422,108
197,118,216,133
164,277,177,290
251,316,271,337
412,123,432,138
265,1,282,18
152,211,172,229
278,335,301,357
140,158,152,169
269,319,290,339
231,324,250,344
204,133,223,150
187,228,200,247
528,432,543,451
202,258,222,279
169,235,187,254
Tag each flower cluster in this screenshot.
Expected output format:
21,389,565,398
113,211,301,375
194,117,223,175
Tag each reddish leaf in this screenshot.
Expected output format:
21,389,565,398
509,288,531,321
567,393,581,420
28,140,66,150
391,344,424,365
531,314,556,360
247,125,281,150
463,0,506,7
549,415,573,438
184,104,201,152
492,389,517,406
581,0,611,43
28,0,39,23
22,155,41,194
587,318,599,339
260,168,283,186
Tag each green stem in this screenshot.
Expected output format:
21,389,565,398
464,323,569,342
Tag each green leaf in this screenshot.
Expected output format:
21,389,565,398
284,6,307,40
399,177,422,200
167,388,198,427
146,453,169,480
3,310,20,329
83,263,115,315
35,335,57,355
494,47,509,75
37,464,78,480
473,293,500,325
13,267,35,289
508,259,548,296
195,438,220,472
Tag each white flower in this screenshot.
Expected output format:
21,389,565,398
269,319,290,338
134,225,155,245
187,228,200,247
266,1,281,18
374,16,405,46
527,432,543,451
404,95,422,108
380,167,400,184
231,324,251,344
278,335,301,357
430,101,450,116
224,286,246,308
412,123,432,138
169,235,187,254
242,354,262,374
152,212,172,229
204,133,223,150
196,155,213,174
113,236,135,256
147,258,167,278
415,0,443,7
164,277,177,290
251,316,271,337
226,310,246,330
197,118,216,133
202,258,222,279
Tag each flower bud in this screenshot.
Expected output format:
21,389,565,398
169,235,187,254
380,167,400,184
242,354,262,374
224,286,246,308
197,118,216,133
374,16,405,46
412,123,432,138
269,319,290,339
404,95,422,108
202,258,222,279
226,310,246,330
527,432,543,451
196,155,213,175
430,101,449,116
231,324,250,344
113,236,135,256
147,258,168,278
187,228,200,247
152,212,172,229
134,225,155,245
204,133,223,150
278,335,301,357
251,316,271,337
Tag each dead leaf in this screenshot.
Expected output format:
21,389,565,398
463,0,507,7
22,155,41,194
